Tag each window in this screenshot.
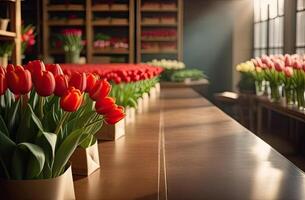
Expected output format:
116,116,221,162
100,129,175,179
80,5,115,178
296,0,305,54
253,0,284,57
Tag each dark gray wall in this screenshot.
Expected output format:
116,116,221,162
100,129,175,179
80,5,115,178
184,1,236,98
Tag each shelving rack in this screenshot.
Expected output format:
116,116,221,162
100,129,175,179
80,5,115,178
42,0,134,63
0,0,22,65
136,0,183,63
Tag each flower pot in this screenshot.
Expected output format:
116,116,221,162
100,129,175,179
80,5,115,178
70,141,100,176
136,97,144,114
296,88,305,110
142,92,149,112
155,83,161,96
65,51,80,64
0,54,8,67
149,86,157,100
255,81,264,96
125,107,136,125
0,166,75,200
269,84,282,103
0,18,10,31
96,118,125,141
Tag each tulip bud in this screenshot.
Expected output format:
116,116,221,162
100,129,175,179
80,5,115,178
274,61,284,72
0,73,7,95
7,65,32,94
25,60,46,81
35,71,55,96
284,67,293,78
85,73,97,93
285,54,293,66
89,79,111,101
293,60,302,69
104,106,125,125
54,75,69,96
46,64,63,76
69,72,87,92
60,87,83,112
95,97,116,115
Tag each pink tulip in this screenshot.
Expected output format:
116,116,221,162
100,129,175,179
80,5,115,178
284,67,293,77
274,61,284,72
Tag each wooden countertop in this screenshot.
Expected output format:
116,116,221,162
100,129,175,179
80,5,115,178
74,88,305,200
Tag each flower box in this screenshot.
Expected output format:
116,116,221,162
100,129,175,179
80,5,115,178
125,106,136,124
111,4,128,10
0,18,9,31
142,17,160,24
161,17,176,24
96,118,125,141
70,141,100,176
0,166,75,200
161,3,177,10
111,18,128,25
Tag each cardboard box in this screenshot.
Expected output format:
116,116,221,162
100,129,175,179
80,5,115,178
96,119,125,141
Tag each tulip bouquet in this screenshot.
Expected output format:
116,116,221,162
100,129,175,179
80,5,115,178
0,60,124,180
59,29,84,63
170,69,206,82
237,54,305,108
147,59,185,81
21,24,36,55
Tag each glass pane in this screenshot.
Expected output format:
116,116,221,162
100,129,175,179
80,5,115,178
269,19,275,47
261,0,269,20
296,12,305,46
261,22,268,48
254,49,261,57
261,49,267,55
278,17,284,47
278,0,284,15
254,0,261,22
297,0,304,10
254,23,261,48
269,0,278,18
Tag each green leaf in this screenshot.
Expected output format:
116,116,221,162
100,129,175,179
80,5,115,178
37,131,57,164
7,99,20,134
28,104,44,132
52,128,84,177
18,143,45,179
0,115,9,136
0,130,16,178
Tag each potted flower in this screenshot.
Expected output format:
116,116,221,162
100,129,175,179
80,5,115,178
0,18,10,31
21,24,36,58
0,60,125,196
0,42,13,67
59,29,84,64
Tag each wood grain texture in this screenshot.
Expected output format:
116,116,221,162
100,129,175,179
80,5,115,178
74,88,305,200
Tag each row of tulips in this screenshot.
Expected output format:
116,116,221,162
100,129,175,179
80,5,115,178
236,54,305,110
0,60,125,180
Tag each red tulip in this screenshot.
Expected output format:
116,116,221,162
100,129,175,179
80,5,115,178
69,72,87,92
89,79,111,101
285,54,293,66
25,60,46,80
95,97,116,115
0,72,7,95
274,61,284,72
105,106,125,125
46,64,63,76
35,71,55,96
7,65,32,94
85,73,97,93
293,60,302,69
54,75,69,96
60,87,83,112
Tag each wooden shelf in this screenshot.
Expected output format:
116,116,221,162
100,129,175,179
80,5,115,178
141,38,177,42
93,48,129,54
141,49,178,54
47,4,85,11
141,7,178,12
92,20,129,26
92,4,129,12
141,23,177,27
0,30,16,38
48,19,85,26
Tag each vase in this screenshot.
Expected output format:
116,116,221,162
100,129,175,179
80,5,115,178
125,106,136,125
0,54,8,67
255,81,264,96
70,141,100,176
65,50,80,64
296,88,305,110
269,83,282,102
0,18,10,31
0,165,75,200
284,87,294,106
96,118,125,141
142,92,149,112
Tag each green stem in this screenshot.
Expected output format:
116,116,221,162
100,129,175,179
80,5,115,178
38,96,44,119
54,112,70,135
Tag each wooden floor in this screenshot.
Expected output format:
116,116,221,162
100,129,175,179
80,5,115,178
74,88,305,200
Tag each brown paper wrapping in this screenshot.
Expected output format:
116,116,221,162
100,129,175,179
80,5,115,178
70,141,100,176
149,87,157,100
142,93,149,112
155,83,161,96
96,118,125,141
136,97,144,114
125,107,136,125
0,166,75,200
